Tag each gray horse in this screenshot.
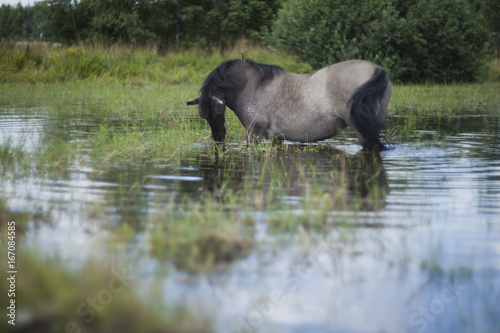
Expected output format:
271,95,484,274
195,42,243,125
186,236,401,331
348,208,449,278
187,59,391,150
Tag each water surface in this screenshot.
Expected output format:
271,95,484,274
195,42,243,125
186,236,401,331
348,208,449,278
1,107,499,333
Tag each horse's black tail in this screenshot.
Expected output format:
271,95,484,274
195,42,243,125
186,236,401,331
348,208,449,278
348,67,391,150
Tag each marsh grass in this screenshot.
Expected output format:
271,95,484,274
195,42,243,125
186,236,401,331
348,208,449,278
0,247,211,333
34,136,77,172
0,137,28,176
1,78,496,229
149,196,254,272
0,41,312,84
389,82,499,114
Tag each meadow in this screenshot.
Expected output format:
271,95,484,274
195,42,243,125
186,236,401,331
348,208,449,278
1,42,499,332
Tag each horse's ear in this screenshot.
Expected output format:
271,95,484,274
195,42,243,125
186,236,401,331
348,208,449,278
187,97,200,106
211,96,226,115
211,96,224,105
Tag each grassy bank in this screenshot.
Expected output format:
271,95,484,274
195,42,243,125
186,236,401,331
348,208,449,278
0,41,312,84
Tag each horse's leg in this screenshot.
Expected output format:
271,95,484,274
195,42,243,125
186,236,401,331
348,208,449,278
246,123,283,145
246,123,266,144
271,135,285,146
351,128,371,149
331,118,348,137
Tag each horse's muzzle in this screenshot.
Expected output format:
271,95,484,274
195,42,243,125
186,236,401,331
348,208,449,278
212,128,226,142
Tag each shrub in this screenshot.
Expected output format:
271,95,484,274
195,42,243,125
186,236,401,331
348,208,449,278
269,0,490,83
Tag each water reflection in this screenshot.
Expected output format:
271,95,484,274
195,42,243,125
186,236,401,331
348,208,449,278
84,144,389,231
151,145,387,209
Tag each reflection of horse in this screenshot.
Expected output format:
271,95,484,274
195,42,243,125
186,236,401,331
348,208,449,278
189,146,388,211
187,59,391,150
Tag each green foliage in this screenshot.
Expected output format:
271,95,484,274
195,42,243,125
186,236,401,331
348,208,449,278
1,0,284,50
1,0,497,82
480,0,500,54
402,0,489,82
35,0,90,42
269,0,402,72
269,0,490,83
88,0,156,43
0,3,47,41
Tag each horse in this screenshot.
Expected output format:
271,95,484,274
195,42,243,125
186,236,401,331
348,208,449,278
187,58,391,150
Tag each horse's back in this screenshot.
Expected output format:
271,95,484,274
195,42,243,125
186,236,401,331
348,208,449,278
325,60,381,95
238,59,390,146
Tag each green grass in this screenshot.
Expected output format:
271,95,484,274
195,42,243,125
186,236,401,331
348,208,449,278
389,82,500,113
0,137,27,176
149,195,254,272
0,41,312,84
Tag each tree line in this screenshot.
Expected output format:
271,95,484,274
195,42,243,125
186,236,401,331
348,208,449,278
1,0,282,50
1,0,499,82
270,0,499,82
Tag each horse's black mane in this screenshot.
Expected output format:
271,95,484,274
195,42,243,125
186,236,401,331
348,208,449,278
198,59,285,117
244,59,286,82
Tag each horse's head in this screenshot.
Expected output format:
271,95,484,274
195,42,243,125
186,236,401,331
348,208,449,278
186,60,244,143
186,59,279,143
187,94,226,142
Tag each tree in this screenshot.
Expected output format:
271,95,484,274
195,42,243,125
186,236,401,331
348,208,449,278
0,4,17,39
269,0,489,82
88,0,155,44
177,0,282,50
37,0,92,43
222,0,282,42
33,0,283,49
480,0,500,55
269,0,404,73
402,0,489,82
0,4,45,40
138,0,178,48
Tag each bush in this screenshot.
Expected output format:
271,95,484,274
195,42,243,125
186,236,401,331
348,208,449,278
269,0,490,83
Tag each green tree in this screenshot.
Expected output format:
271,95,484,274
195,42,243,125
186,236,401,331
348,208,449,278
403,0,489,82
139,0,178,48
270,0,489,82
222,0,282,41
34,0,282,49
0,4,17,39
269,0,403,71
177,0,282,50
480,0,500,55
88,0,155,44
37,0,92,42
0,4,44,40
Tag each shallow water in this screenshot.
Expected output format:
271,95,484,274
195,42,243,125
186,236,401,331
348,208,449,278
1,107,500,332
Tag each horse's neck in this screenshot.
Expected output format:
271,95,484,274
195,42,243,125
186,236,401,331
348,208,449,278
225,76,258,114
